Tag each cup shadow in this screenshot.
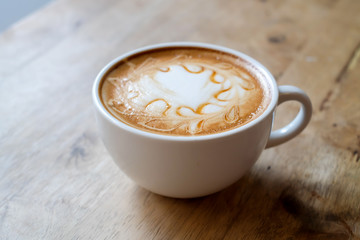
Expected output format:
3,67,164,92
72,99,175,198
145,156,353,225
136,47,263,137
132,171,358,239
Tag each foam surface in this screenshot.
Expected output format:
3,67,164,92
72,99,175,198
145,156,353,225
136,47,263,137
101,47,271,136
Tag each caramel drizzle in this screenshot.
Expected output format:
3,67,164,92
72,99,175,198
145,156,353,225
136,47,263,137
196,103,212,114
176,106,195,116
176,102,219,117
181,64,204,73
158,67,170,72
210,70,222,84
197,120,205,129
214,87,232,102
238,81,255,91
145,98,171,116
224,105,241,123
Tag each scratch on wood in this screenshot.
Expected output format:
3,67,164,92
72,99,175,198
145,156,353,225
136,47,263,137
70,146,86,159
336,41,360,83
64,132,97,168
319,90,333,111
356,136,360,162
67,145,86,168
353,150,359,162
268,34,286,44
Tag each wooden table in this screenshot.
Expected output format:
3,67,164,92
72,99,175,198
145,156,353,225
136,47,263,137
1,0,360,239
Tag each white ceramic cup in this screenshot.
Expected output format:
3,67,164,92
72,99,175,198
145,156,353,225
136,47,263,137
93,42,312,198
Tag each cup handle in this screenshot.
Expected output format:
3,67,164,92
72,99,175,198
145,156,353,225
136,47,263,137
265,85,312,148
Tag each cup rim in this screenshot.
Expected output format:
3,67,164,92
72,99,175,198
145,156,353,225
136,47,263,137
92,42,278,142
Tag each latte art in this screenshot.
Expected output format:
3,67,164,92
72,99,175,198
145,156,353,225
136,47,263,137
101,48,271,136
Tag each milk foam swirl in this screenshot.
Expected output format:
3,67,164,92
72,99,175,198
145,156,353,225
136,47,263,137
102,49,268,135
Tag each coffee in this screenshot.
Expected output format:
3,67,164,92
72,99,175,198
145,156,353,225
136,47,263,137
100,47,271,136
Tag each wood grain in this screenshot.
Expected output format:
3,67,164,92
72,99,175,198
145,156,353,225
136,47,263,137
1,0,360,239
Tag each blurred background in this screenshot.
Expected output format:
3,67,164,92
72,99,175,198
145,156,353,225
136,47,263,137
0,0,52,32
